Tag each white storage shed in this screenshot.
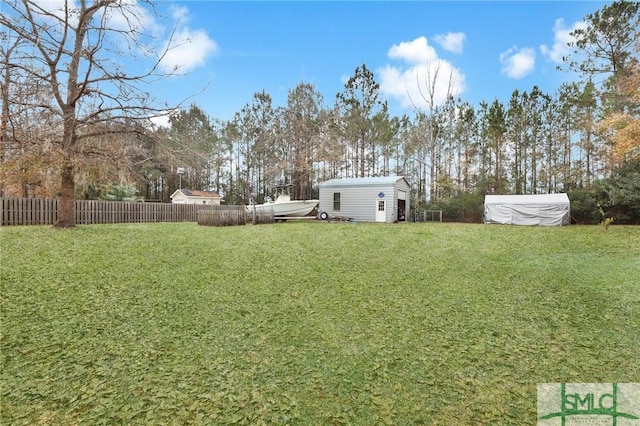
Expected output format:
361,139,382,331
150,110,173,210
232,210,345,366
318,176,410,223
484,193,570,226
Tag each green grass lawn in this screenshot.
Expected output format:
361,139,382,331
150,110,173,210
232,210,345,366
1,222,639,425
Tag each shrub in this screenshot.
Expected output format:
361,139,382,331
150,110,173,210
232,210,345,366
101,183,144,202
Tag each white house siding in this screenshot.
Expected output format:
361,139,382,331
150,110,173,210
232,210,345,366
318,176,410,223
170,189,221,205
190,198,220,205
171,192,187,204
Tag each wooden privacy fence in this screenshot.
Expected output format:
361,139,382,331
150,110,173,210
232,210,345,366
198,209,247,227
245,206,276,225
1,198,246,226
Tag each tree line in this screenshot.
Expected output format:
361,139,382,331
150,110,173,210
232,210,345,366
1,1,638,226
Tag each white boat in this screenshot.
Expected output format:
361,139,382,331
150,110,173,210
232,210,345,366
246,184,319,217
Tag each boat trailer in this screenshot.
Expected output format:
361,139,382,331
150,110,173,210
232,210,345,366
316,211,355,222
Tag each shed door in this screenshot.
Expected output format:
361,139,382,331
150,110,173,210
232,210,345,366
375,199,386,222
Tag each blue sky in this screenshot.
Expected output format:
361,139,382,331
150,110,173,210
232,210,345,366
130,1,610,123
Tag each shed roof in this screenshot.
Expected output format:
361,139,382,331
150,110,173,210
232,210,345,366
484,193,569,205
319,176,409,188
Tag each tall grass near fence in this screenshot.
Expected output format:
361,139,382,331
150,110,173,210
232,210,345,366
1,223,639,424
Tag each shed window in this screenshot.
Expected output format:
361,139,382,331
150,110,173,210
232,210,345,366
333,192,341,211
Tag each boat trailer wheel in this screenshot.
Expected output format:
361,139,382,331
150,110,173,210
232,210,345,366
319,211,329,220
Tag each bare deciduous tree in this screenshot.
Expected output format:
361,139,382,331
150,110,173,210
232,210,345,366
409,60,458,202
1,0,179,227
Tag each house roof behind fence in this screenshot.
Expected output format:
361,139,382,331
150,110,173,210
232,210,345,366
173,189,221,198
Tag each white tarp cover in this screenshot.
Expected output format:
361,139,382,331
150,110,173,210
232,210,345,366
484,193,570,226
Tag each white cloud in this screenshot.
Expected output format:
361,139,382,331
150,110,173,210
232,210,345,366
99,2,218,74
149,113,171,129
31,0,67,14
32,0,75,20
101,0,165,38
433,32,466,54
500,46,536,79
158,8,219,74
540,18,587,64
160,27,219,73
26,2,216,78
31,1,165,58
30,0,86,31
379,36,465,110
388,36,438,64
170,5,190,26
102,2,218,73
